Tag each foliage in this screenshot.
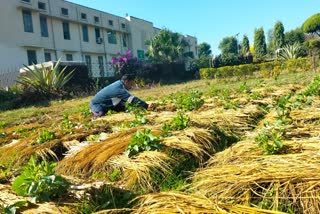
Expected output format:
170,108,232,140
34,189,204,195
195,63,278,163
125,103,148,127
170,112,190,131
255,126,284,155
254,27,267,60
303,75,320,96
61,112,76,132
199,58,311,79
285,28,305,46
273,21,285,49
302,13,320,36
198,42,212,57
146,29,189,64
3,200,29,214
32,129,56,145
12,156,69,202
241,35,250,55
109,50,143,77
17,59,74,98
77,184,135,214
218,36,238,55
124,129,161,157
279,43,303,60
196,55,211,69
172,90,204,111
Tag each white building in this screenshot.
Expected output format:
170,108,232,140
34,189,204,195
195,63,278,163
0,0,198,87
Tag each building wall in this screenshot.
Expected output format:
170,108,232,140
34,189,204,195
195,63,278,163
0,0,198,88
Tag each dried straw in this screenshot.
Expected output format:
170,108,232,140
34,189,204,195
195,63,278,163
108,151,174,192
56,128,137,176
132,191,286,214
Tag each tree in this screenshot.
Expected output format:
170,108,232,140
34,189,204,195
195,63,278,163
218,36,239,66
273,21,285,49
254,27,267,60
198,42,212,57
145,29,189,64
285,28,305,45
302,13,320,72
241,35,250,55
219,36,238,55
302,13,320,36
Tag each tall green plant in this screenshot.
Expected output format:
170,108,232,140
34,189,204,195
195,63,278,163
254,27,267,59
279,43,302,60
17,59,74,97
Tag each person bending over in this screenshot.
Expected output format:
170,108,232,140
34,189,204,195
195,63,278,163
90,74,155,119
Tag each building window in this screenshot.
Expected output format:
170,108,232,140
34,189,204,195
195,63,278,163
107,31,117,44
94,16,99,23
62,22,70,40
108,20,113,26
38,2,46,10
27,50,37,65
66,54,73,61
98,56,104,77
95,28,102,44
85,55,92,77
40,16,48,37
122,34,127,47
44,52,51,61
81,13,87,20
21,0,31,3
61,8,68,16
22,10,33,33
82,25,89,42
121,23,126,29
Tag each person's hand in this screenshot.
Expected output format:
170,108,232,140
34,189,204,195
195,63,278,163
148,103,156,110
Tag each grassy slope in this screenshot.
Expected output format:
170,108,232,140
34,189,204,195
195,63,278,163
0,70,319,213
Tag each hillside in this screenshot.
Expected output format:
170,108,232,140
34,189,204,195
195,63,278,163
0,70,319,213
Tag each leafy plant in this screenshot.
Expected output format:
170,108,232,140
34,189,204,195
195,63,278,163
279,43,302,60
124,129,161,157
17,59,74,97
77,185,135,214
173,90,204,111
161,123,173,137
12,156,69,202
170,112,190,131
3,200,28,214
32,129,56,145
61,112,76,133
126,103,148,127
255,125,284,155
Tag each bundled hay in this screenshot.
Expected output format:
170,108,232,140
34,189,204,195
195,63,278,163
56,129,138,176
132,191,286,214
190,105,263,137
190,152,320,213
162,127,214,160
207,137,320,166
109,151,174,192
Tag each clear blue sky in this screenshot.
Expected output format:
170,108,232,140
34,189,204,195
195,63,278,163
68,0,319,54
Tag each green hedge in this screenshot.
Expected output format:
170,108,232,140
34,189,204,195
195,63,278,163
199,58,312,79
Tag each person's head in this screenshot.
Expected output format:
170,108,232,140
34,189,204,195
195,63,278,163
121,74,135,90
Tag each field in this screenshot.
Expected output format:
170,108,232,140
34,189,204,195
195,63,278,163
0,69,319,213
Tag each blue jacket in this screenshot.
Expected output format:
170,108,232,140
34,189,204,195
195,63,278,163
90,80,148,113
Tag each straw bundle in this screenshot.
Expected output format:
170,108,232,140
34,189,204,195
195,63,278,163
56,128,138,176
132,191,286,214
191,152,320,213
108,151,174,191
161,128,214,161
190,104,263,137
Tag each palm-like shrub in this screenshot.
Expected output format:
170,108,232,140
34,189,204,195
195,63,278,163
18,60,74,97
279,42,302,60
